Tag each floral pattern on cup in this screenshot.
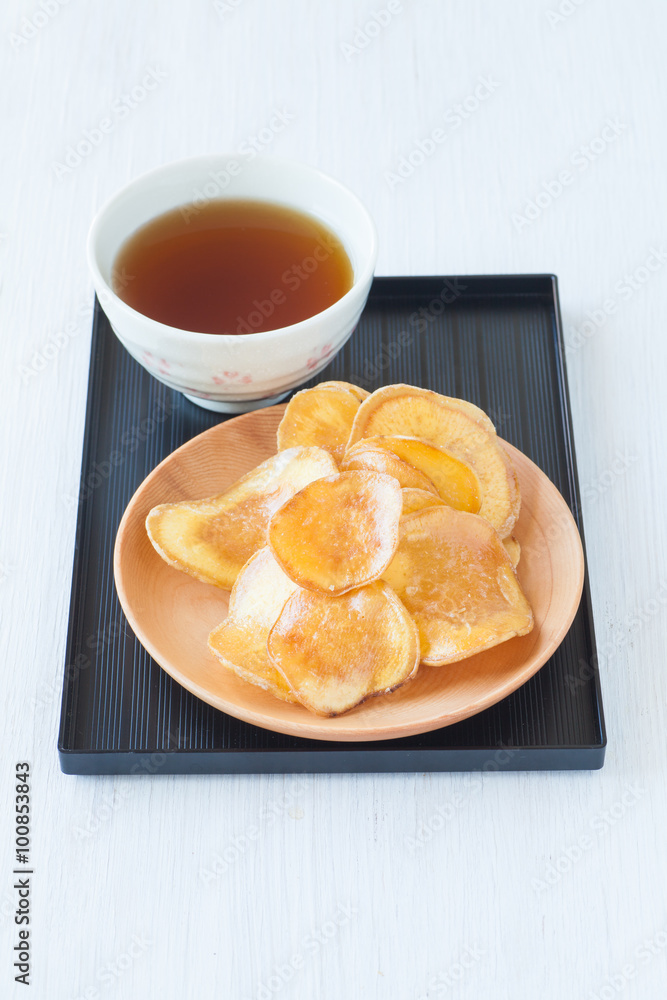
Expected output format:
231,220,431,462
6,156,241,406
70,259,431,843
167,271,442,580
141,350,172,376
306,343,333,371
212,372,254,386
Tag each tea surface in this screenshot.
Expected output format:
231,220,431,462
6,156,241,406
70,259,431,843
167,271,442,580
112,199,354,335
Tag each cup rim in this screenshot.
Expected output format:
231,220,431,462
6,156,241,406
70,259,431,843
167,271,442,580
87,154,379,343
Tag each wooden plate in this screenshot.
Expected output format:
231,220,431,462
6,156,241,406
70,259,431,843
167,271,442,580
114,405,584,742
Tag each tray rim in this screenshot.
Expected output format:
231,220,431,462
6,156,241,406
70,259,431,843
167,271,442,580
58,274,606,771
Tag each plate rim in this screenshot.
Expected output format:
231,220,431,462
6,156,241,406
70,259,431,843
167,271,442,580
114,405,585,742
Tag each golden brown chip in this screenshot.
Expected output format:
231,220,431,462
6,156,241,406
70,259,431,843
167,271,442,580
503,536,521,567
442,396,496,434
267,581,420,715
401,488,446,516
208,548,299,701
347,384,519,537
146,446,338,590
382,506,533,666
341,443,438,494
316,380,370,402
277,384,365,462
268,471,402,595
352,435,481,513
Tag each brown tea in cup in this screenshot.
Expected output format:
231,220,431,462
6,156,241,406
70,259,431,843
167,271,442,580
112,199,354,335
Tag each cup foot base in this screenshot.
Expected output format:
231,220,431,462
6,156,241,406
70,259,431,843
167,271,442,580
182,390,290,413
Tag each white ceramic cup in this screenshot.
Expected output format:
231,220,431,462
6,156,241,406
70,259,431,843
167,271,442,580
87,155,378,412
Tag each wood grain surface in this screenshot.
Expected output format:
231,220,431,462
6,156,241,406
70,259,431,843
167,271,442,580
1,1,666,998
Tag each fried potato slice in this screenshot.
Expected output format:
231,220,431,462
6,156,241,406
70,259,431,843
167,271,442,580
267,581,420,715
341,443,438,494
268,471,402,595
401,488,445,516
277,384,366,462
352,435,481,513
503,536,521,567
347,384,519,537
208,548,300,701
317,380,370,402
146,446,338,590
382,506,533,666
442,397,496,434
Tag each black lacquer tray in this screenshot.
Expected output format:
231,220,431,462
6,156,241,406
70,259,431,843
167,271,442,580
58,275,605,774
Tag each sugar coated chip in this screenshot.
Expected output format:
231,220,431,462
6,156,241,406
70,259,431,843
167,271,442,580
400,488,446,516
347,384,519,536
267,581,420,715
341,442,439,494
277,383,367,462
316,380,370,402
382,505,533,666
208,548,299,701
146,379,534,718
503,536,521,567
146,445,338,590
268,471,403,595
438,395,497,434
351,435,481,513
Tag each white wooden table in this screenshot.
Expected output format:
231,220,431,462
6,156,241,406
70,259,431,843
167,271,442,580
2,1,666,997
